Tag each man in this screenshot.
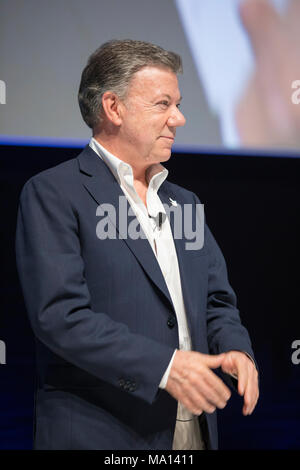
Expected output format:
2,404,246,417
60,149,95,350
16,39,259,450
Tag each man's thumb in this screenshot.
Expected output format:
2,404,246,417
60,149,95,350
203,353,225,369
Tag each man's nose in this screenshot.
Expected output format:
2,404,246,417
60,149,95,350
167,107,186,128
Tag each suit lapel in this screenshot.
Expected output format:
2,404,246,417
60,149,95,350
77,145,174,310
158,184,196,325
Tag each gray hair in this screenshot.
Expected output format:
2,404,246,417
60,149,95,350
78,39,183,129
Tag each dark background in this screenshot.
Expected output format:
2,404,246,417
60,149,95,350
1,144,299,449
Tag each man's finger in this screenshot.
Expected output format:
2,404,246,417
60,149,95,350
201,365,232,401
200,353,226,369
194,371,230,409
239,0,281,56
236,361,248,397
220,353,247,396
243,367,259,415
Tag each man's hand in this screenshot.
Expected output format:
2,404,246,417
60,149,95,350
165,350,231,415
165,350,259,417
220,350,259,416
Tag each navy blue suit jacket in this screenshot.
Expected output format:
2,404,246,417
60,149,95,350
15,145,255,449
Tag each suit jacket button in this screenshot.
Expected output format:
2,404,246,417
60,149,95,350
118,378,125,388
167,315,176,328
129,381,137,392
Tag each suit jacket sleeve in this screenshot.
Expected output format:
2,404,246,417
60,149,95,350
192,193,258,380
15,174,175,404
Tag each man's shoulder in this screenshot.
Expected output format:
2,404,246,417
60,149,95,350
27,156,78,185
20,147,87,196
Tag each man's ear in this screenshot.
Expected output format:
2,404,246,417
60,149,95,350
101,91,123,126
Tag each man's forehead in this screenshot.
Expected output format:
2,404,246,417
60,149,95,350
128,66,181,99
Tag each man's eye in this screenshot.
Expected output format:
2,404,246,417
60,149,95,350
158,101,169,107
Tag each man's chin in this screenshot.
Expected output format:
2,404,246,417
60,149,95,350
156,148,173,163
146,147,173,165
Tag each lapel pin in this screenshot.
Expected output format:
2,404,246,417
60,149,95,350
169,197,178,207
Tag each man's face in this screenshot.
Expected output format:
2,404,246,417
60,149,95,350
119,66,186,166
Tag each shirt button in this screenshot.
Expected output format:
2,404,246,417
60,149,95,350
167,315,176,329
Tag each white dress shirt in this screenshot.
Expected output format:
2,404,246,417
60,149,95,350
89,137,204,449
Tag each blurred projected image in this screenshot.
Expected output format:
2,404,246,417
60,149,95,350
176,0,300,151
1,0,300,154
